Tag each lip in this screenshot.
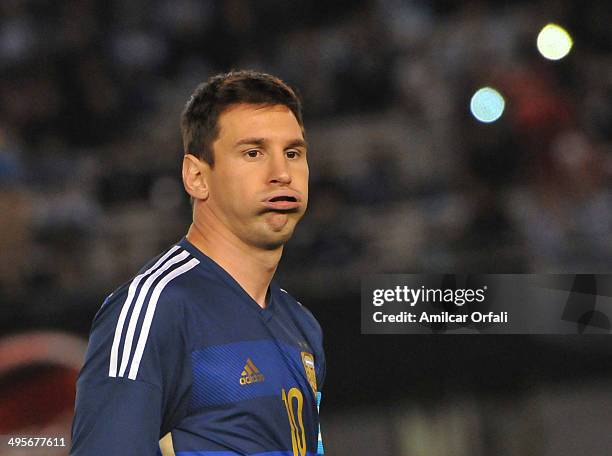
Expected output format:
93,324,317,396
261,189,302,210
261,200,302,210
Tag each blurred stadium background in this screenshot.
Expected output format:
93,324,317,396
0,0,611,454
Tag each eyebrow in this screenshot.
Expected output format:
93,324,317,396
233,137,308,149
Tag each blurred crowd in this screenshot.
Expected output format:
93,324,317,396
0,0,610,320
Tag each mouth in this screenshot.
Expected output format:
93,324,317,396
262,192,302,211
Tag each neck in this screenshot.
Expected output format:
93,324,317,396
185,218,282,309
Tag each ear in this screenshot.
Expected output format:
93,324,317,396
182,154,210,201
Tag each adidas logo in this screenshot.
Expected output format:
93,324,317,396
239,358,265,385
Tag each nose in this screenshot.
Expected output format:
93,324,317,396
269,152,291,185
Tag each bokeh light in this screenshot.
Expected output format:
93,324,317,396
537,23,573,60
470,87,505,123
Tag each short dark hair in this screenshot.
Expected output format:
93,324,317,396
181,70,304,165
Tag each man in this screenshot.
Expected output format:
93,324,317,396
71,70,325,456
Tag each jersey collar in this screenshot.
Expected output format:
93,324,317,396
178,237,277,319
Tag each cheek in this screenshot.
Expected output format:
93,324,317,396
296,165,309,193
217,172,259,211
209,175,240,211
215,167,247,195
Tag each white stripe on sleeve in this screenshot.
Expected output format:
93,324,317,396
118,250,190,378
109,245,181,377
128,257,200,380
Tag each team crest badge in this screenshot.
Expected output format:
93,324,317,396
300,352,317,394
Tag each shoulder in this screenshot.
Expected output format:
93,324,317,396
97,244,201,320
83,243,202,384
276,286,323,339
89,242,202,354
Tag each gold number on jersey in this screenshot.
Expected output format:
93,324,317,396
281,387,306,456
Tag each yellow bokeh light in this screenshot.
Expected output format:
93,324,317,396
537,23,573,60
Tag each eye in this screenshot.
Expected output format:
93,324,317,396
245,149,262,158
285,149,300,159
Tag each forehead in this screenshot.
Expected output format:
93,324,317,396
216,103,304,144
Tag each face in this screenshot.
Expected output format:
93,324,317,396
201,103,309,250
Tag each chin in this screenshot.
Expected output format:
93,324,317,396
262,233,294,250
251,214,300,249
252,227,295,250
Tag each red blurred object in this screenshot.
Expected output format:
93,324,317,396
0,332,86,438
0,365,78,433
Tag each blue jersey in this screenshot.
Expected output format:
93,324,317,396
70,237,325,455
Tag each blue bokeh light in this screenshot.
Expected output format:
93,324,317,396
470,87,505,123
